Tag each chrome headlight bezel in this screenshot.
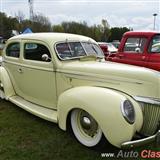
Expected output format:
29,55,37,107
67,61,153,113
121,100,135,124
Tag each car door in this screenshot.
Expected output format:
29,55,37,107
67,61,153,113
113,37,148,67
5,40,57,109
146,34,160,71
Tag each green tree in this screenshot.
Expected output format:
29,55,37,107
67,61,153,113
54,21,105,41
32,13,52,32
0,12,52,38
53,25,64,32
0,11,132,42
108,27,131,42
0,12,19,38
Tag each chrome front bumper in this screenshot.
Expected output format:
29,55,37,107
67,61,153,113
121,130,160,149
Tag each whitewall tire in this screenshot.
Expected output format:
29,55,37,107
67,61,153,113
0,82,5,99
71,109,103,147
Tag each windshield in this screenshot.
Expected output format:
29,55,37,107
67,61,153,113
55,41,104,60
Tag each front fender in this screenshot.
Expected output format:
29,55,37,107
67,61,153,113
57,86,143,148
0,66,15,99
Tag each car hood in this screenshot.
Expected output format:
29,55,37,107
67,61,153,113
58,60,160,98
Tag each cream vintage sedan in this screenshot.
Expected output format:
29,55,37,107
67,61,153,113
0,33,160,149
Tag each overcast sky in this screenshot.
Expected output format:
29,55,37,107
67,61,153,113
1,0,160,31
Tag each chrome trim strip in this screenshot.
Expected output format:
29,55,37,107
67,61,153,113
134,96,160,105
121,130,160,149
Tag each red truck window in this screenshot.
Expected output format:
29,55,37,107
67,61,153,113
124,37,147,53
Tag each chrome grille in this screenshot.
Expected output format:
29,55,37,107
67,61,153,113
140,103,160,136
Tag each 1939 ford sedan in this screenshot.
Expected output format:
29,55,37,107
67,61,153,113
0,33,160,149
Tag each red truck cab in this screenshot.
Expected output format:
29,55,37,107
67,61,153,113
109,31,160,71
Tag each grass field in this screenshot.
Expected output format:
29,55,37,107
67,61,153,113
0,100,159,160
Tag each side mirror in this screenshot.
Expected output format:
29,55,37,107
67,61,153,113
42,54,51,61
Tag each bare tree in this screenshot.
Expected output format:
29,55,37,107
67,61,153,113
15,11,25,23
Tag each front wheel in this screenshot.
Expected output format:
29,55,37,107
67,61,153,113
71,109,103,147
0,82,5,99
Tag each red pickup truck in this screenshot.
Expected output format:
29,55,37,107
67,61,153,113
108,31,160,71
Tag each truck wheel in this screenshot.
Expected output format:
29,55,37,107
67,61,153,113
71,109,102,147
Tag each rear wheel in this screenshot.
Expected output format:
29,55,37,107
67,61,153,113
71,109,102,147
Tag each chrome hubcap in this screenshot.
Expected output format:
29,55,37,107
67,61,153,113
79,111,98,137
81,116,91,130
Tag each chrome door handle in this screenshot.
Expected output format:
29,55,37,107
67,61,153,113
18,68,23,73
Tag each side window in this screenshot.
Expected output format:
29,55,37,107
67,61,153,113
6,42,20,58
24,43,51,62
149,35,160,53
124,38,147,53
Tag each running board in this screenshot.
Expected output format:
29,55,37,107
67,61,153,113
9,96,58,123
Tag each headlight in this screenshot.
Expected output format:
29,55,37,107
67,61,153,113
121,100,135,124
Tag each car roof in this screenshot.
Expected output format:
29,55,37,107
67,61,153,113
123,31,159,37
9,32,96,44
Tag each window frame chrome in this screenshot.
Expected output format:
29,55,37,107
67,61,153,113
54,40,104,61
